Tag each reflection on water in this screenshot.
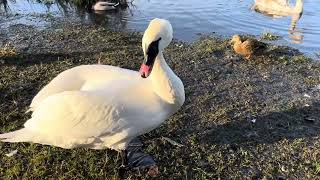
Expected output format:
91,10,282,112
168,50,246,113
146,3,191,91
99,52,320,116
0,0,319,57
0,0,8,12
290,30,303,44
80,9,130,31
252,0,304,44
0,0,130,31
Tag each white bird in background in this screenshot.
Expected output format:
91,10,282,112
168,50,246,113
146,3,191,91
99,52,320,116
0,18,184,158
252,0,303,16
252,0,304,43
92,1,120,11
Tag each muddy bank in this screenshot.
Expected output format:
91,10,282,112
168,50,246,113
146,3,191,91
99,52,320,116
1,21,320,179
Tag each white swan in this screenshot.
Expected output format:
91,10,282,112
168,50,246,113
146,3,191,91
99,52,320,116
252,0,303,17
92,1,120,11
252,0,303,33
0,18,185,151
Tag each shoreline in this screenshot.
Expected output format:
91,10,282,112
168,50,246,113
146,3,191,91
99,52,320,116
1,20,320,179
1,11,319,60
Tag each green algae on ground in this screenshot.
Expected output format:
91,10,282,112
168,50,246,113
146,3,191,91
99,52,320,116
1,22,320,179
261,31,281,41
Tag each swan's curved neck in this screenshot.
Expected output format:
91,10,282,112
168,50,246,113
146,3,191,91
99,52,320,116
289,13,302,31
294,0,303,13
149,51,185,107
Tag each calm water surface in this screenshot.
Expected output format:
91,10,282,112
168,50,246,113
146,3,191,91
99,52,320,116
1,0,319,57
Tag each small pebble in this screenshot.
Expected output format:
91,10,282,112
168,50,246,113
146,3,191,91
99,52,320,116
303,93,311,98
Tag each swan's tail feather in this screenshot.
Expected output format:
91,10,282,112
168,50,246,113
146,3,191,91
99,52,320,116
0,129,97,149
0,128,34,143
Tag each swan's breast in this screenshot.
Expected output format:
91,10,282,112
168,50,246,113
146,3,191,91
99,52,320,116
104,79,174,134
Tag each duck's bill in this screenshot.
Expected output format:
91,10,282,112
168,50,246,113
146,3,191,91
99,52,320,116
139,63,152,78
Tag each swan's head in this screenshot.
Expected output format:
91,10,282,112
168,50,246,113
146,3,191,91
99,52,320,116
140,18,173,78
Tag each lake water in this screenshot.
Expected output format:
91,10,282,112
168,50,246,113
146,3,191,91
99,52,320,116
0,0,319,57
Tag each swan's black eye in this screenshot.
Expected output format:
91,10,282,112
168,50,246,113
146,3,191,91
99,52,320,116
145,37,161,66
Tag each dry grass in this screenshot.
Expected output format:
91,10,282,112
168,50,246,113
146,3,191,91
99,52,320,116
0,44,16,57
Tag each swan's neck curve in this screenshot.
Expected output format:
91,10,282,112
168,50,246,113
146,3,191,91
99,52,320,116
149,51,185,107
289,13,302,31
294,0,303,13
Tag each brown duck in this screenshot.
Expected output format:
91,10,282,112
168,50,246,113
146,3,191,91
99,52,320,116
230,35,267,60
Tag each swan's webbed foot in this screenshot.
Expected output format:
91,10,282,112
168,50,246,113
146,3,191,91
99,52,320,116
126,137,158,177
118,137,159,177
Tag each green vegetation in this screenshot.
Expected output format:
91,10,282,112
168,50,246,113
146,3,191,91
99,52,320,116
261,31,281,41
315,162,320,174
1,21,320,179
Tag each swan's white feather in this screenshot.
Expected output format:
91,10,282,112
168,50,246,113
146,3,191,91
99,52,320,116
1,65,174,150
28,71,167,149
0,18,185,151
253,0,303,16
29,65,137,112
3,76,169,149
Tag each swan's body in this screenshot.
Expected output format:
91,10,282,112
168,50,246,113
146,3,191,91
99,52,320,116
92,1,119,11
252,0,303,32
252,0,303,16
0,19,185,151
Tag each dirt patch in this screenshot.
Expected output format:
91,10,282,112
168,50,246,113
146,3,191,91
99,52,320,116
1,21,320,179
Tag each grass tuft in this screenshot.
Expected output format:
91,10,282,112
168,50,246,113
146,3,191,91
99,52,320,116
315,163,320,174
0,43,16,57
261,31,281,41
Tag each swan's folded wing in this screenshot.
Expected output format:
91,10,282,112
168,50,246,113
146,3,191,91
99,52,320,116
29,65,139,112
276,0,289,6
29,68,85,112
25,91,124,139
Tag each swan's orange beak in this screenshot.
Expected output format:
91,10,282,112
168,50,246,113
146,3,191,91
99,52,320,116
140,37,161,78
140,64,152,78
